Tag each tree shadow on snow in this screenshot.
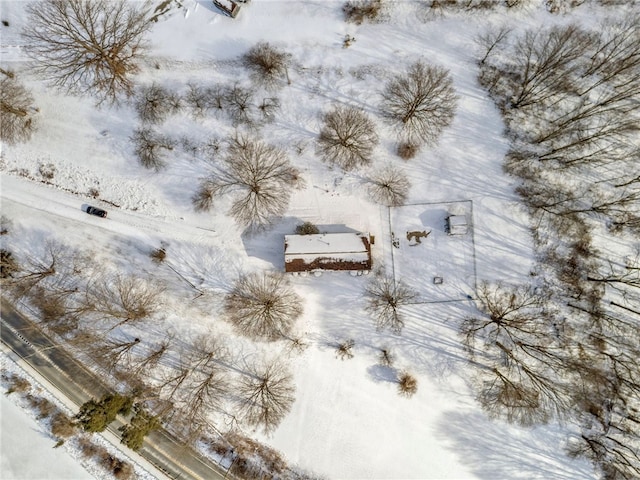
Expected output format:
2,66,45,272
436,410,595,480
366,364,398,384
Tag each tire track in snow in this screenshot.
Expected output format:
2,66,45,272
1,175,219,246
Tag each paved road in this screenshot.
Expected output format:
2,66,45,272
1,298,229,480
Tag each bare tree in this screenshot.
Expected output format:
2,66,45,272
0,70,37,144
461,282,573,425
155,337,229,444
184,83,226,118
316,105,379,171
480,25,593,110
476,16,640,476
460,281,546,350
131,128,175,171
237,359,295,434
195,136,303,230
512,26,593,108
180,336,230,423
568,413,640,480
364,272,417,333
379,348,394,367
158,352,192,401
185,82,209,118
85,273,163,329
29,286,79,335
91,336,141,372
225,85,256,126
476,26,511,65
366,165,411,206
192,181,215,212
243,42,291,89
224,271,303,341
586,252,640,292
7,241,85,300
0,249,19,279
568,344,640,480
135,84,180,124
13,247,56,293
517,180,640,220
23,0,151,104
380,61,457,146
480,21,639,178
335,339,355,360
257,97,280,123
131,334,173,375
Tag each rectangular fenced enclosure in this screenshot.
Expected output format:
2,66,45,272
389,201,477,304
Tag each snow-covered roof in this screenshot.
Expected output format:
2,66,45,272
284,233,372,272
448,215,467,227
448,215,468,234
284,233,369,256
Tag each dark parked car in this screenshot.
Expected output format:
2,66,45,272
86,206,107,218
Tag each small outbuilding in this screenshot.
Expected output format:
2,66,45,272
284,232,372,274
212,0,241,17
446,215,468,235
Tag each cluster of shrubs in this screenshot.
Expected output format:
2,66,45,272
77,436,134,480
343,0,383,24
207,431,319,480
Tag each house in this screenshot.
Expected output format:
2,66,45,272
284,232,372,274
446,215,468,235
212,0,241,18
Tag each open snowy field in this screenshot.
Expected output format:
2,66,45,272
3,0,632,478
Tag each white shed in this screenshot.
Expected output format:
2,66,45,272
446,215,468,235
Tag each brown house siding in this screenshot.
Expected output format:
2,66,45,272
284,235,372,273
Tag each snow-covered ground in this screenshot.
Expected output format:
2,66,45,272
0,351,162,480
0,0,613,478
0,392,93,480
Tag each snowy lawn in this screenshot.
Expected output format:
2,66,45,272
0,393,93,480
0,0,611,479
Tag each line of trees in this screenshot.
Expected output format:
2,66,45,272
475,17,640,479
479,18,640,231
0,236,300,438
